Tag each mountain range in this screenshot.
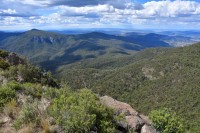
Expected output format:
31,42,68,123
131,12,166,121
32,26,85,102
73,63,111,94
0,29,198,72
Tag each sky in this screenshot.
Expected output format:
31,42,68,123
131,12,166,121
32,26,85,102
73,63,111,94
0,0,200,31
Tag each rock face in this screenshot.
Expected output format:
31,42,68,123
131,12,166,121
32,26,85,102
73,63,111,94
100,96,157,133
141,124,157,133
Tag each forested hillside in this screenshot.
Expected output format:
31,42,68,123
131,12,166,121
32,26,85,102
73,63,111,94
1,43,199,132
59,43,200,132
0,50,161,133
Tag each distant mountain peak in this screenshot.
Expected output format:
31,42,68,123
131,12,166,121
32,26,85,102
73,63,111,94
30,29,40,31
24,29,44,35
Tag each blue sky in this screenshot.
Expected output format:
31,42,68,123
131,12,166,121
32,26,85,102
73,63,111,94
0,0,200,31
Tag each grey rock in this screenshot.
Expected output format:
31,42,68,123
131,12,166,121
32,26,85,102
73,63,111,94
141,124,157,133
100,96,138,116
100,96,157,133
125,115,145,131
140,115,153,126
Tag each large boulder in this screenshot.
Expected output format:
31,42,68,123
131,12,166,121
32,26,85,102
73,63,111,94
100,96,157,133
100,96,138,116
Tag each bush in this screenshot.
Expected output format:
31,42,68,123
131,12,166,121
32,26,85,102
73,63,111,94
1,66,18,81
0,85,16,108
3,99,19,119
0,50,8,58
22,83,43,98
49,88,115,133
149,108,184,133
0,59,10,70
17,64,58,87
6,81,23,91
14,102,40,130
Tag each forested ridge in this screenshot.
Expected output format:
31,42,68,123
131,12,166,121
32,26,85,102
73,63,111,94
58,43,200,132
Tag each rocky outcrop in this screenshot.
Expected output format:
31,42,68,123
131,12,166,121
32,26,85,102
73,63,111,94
6,53,25,65
100,96,157,133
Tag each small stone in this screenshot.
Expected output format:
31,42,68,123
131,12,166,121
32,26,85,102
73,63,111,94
0,117,10,124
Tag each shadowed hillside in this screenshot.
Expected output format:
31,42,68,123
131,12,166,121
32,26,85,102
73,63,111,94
0,29,173,72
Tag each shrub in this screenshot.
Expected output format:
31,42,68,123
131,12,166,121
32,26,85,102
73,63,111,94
17,64,36,82
149,108,184,133
0,59,9,70
3,99,19,119
2,66,18,81
0,50,8,58
0,85,16,108
6,81,23,91
14,102,40,130
22,83,43,98
49,88,115,133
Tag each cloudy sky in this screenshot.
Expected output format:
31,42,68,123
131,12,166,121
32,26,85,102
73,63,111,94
0,0,200,31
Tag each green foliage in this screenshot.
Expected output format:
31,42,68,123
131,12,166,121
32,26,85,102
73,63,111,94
49,88,115,133
16,64,57,87
17,64,42,83
1,62,57,87
1,65,18,81
0,59,9,69
6,81,23,91
149,108,184,133
0,50,8,58
14,102,40,130
0,49,58,87
22,83,43,98
0,84,16,108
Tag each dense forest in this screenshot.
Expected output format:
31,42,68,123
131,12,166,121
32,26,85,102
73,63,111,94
0,47,187,133
58,43,200,132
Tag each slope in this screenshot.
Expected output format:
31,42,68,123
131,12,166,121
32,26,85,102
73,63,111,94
0,49,160,133
59,43,200,132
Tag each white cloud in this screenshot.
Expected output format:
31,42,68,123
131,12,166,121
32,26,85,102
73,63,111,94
17,0,50,6
139,0,200,18
0,16,25,25
1,9,17,14
0,0,200,30
58,4,115,17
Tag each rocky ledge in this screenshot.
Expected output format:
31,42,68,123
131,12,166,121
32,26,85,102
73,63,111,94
100,96,157,133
